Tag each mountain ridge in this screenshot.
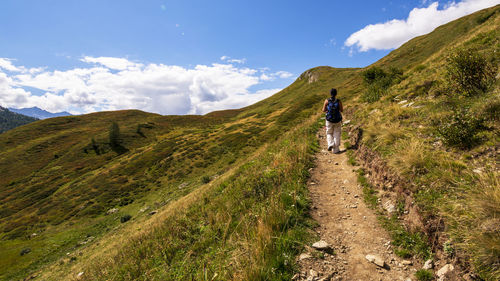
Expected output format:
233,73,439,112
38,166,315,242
8,106,72,120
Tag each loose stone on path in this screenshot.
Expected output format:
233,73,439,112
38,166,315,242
365,254,385,268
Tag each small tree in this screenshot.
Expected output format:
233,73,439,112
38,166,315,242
91,137,100,155
109,122,120,148
445,48,495,96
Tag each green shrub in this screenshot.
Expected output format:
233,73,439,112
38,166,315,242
482,99,500,121
436,108,485,148
415,269,433,281
120,214,132,223
445,48,496,96
201,175,211,184
19,248,31,256
361,67,403,102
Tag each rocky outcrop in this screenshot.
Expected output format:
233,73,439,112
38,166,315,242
298,69,320,84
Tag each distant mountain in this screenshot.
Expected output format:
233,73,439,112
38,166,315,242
8,106,72,119
0,106,38,133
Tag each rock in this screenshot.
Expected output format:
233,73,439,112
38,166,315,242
423,259,433,270
402,260,412,265
383,201,396,214
398,100,408,105
178,182,189,189
77,272,84,278
299,253,312,260
106,208,119,215
149,211,157,215
299,69,320,84
437,264,454,279
291,273,300,280
309,269,318,278
312,240,330,250
365,254,385,267
350,205,357,208
403,101,415,108
343,120,351,125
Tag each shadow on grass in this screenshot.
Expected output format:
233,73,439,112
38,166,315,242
111,144,129,154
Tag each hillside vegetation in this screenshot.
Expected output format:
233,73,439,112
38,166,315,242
0,107,38,134
0,5,498,281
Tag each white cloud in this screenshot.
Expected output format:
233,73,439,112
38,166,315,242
345,0,500,52
275,71,293,79
220,55,247,64
0,57,292,115
81,56,143,70
0,58,22,72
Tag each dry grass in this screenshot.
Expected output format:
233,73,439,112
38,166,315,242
445,172,500,280
388,139,435,176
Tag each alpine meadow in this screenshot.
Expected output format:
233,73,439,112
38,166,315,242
0,4,499,281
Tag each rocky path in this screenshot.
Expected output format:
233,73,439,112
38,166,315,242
295,128,418,281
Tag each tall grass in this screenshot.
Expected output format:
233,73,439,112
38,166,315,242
445,172,500,280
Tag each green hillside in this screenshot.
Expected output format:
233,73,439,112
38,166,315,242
1,5,499,281
0,107,38,134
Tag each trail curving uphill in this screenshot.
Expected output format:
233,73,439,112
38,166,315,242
296,127,417,281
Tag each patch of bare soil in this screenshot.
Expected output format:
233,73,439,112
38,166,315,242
295,128,417,281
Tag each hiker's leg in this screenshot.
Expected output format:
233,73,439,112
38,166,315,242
325,120,334,149
333,122,341,153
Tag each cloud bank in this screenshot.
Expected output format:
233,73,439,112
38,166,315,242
345,0,500,52
0,57,294,115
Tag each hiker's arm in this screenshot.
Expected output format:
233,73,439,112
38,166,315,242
322,99,328,112
339,100,344,112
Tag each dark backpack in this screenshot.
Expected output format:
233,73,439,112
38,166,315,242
326,98,342,123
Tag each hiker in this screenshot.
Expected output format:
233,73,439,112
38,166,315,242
322,88,343,153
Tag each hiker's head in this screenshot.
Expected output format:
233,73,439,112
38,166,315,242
330,88,337,98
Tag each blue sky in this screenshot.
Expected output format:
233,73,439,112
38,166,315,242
0,0,498,115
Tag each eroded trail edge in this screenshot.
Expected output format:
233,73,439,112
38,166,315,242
296,128,417,281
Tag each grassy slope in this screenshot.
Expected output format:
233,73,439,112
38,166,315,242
1,66,357,280
1,5,498,280
348,5,500,280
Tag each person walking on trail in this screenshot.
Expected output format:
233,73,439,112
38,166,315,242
322,88,343,153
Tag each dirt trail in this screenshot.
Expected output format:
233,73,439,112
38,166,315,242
296,128,417,281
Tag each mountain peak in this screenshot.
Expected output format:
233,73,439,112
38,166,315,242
8,106,72,119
